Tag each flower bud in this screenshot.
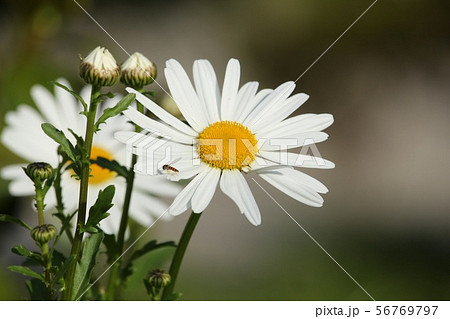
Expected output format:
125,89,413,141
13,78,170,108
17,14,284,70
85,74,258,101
147,269,171,289
120,52,157,88
31,224,57,244
80,46,120,86
25,162,53,184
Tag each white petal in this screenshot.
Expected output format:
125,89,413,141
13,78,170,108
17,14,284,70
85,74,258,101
134,174,182,197
193,59,221,122
258,113,334,137
257,131,329,151
258,150,335,169
244,81,296,128
168,169,208,216
258,171,324,207
191,167,221,213
252,93,310,132
126,88,197,136
123,108,194,144
220,59,240,120
219,170,261,226
237,88,273,123
256,166,328,193
164,66,207,131
31,85,62,127
54,78,84,134
233,81,259,122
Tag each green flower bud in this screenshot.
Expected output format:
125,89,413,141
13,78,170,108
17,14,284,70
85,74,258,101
31,224,57,244
147,269,171,289
25,162,53,184
120,52,157,88
80,46,120,87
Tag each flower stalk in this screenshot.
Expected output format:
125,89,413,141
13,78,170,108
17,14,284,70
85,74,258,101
64,84,102,300
162,211,202,300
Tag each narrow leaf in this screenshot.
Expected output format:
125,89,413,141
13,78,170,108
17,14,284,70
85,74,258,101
0,214,32,230
12,245,44,266
92,157,128,178
41,123,77,163
54,254,75,284
95,93,136,131
82,185,115,233
8,265,44,281
52,81,88,114
72,231,104,300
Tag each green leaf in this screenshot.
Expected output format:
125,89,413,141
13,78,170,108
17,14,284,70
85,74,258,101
41,123,77,164
54,210,77,238
94,93,136,131
53,254,75,284
52,81,88,115
72,231,104,300
92,157,128,178
0,214,32,230
103,233,118,264
81,185,115,233
12,245,44,266
8,265,44,281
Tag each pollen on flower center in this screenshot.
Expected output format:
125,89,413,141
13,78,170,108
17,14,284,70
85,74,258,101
197,121,258,170
70,145,116,184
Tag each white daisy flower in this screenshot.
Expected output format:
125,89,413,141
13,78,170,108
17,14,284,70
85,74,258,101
115,59,334,226
1,79,181,234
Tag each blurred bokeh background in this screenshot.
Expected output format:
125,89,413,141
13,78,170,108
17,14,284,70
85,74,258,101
0,0,449,300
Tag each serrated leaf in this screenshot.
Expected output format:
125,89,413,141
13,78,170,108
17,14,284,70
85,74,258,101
93,157,128,178
9,265,44,281
12,245,44,266
52,81,88,115
72,231,104,300
0,214,32,230
41,123,77,164
82,185,115,233
95,93,136,131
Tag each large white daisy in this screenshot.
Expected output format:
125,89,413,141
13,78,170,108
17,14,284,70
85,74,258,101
1,79,181,234
116,59,334,225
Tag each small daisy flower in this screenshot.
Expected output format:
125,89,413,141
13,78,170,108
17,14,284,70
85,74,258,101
116,59,334,225
1,79,181,234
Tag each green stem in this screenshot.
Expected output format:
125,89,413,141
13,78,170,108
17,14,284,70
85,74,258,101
63,85,102,300
104,99,144,300
162,211,202,300
54,161,73,243
35,187,45,226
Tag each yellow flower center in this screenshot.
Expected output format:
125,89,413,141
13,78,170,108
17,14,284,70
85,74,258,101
197,121,258,170
70,145,116,184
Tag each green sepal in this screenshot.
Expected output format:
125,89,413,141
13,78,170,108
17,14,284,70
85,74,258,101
94,93,136,132
0,214,32,230
72,231,104,300
41,123,78,165
81,185,115,233
92,156,128,178
51,81,88,115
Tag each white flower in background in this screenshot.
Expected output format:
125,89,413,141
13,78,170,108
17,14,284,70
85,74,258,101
1,79,181,234
115,59,334,226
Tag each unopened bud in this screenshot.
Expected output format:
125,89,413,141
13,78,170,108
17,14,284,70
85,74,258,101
31,224,57,244
25,162,53,184
80,46,120,86
120,52,157,88
147,269,171,289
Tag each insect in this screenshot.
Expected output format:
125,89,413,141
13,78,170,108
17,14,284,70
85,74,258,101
162,164,179,173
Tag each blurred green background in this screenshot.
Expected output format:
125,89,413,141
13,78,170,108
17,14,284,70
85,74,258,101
0,0,449,300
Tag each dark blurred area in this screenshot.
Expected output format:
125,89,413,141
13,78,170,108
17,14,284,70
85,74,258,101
0,0,449,300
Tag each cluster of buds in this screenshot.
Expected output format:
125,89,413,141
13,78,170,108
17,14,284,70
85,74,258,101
80,47,158,90
31,224,57,245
